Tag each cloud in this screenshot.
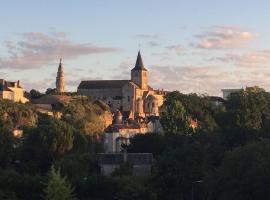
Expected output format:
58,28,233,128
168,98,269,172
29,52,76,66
0,32,118,70
148,64,270,96
166,44,184,55
213,50,270,68
111,59,133,79
194,26,254,49
148,41,160,47
22,79,54,92
134,33,159,39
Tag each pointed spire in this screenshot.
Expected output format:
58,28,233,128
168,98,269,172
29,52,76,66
132,51,147,71
58,58,63,72
56,58,64,93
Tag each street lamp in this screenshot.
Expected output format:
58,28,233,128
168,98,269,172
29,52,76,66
191,180,204,200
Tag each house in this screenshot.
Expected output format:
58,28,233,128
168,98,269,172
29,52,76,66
0,79,29,103
104,123,149,152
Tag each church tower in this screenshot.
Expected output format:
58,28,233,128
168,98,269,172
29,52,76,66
56,58,64,94
131,51,148,90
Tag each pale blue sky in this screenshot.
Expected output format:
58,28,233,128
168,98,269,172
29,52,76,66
1,0,270,95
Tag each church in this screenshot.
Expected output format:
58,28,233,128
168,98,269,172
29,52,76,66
77,51,166,119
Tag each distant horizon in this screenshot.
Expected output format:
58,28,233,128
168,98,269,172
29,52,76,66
1,0,270,96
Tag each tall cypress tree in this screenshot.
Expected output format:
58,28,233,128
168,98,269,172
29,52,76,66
43,166,76,200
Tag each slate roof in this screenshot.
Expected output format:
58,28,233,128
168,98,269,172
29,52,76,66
106,124,141,132
0,85,12,92
131,51,147,71
78,80,130,90
0,80,20,91
206,96,225,102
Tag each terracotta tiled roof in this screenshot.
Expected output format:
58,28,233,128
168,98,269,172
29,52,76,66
78,80,130,89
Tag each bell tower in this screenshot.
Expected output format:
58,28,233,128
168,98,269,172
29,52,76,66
56,58,65,94
131,51,148,90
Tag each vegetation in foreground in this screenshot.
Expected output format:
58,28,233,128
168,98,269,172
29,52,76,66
1,87,270,199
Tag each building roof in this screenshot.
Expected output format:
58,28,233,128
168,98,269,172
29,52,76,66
106,123,142,132
206,96,225,102
58,58,63,73
0,79,21,91
131,51,147,71
78,80,130,90
221,88,241,92
0,85,12,92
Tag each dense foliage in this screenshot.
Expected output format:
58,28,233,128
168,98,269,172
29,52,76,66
1,87,270,199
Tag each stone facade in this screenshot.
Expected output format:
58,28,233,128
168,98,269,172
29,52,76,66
56,58,64,93
77,51,166,119
0,79,28,103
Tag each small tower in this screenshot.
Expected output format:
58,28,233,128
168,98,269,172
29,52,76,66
131,51,148,90
56,58,64,94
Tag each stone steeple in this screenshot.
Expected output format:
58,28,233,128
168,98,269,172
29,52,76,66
132,51,147,71
131,51,148,90
56,58,64,94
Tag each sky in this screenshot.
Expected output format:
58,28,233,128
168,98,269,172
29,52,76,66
1,0,270,96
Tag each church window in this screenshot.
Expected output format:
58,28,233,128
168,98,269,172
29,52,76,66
128,96,130,102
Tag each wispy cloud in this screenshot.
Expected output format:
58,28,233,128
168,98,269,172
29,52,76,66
212,49,270,68
148,41,160,47
166,44,184,55
0,32,118,70
135,33,159,39
194,26,254,49
149,64,270,95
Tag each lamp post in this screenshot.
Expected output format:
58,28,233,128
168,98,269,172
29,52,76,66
191,180,204,200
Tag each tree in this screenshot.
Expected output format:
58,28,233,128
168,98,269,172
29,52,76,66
164,91,219,133
152,144,205,200
0,169,44,200
62,97,106,136
43,166,76,200
0,113,15,168
39,118,74,158
30,89,43,99
0,99,37,127
19,117,74,173
207,140,270,200
0,128,14,168
217,87,270,148
160,94,191,135
224,87,270,132
127,133,166,157
45,88,57,95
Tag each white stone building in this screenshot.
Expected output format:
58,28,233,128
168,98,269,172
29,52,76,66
0,79,28,103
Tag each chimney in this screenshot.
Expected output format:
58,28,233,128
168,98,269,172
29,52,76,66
17,80,20,87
